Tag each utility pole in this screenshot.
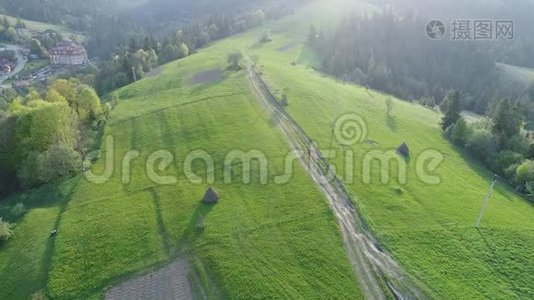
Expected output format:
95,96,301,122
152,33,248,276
476,175,498,228
132,66,137,82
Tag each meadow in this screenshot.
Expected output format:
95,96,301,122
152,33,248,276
0,25,361,299
0,1,533,299
3,14,80,39
239,2,534,297
497,62,534,87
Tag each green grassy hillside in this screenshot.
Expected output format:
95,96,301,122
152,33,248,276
0,22,360,299
241,2,534,298
3,14,82,39
497,63,534,86
0,1,533,299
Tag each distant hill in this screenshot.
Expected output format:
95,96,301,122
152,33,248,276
497,62,534,87
3,14,82,40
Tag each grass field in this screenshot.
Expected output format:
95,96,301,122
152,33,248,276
0,19,360,299
238,2,534,297
497,62,534,87
3,14,82,39
0,1,533,299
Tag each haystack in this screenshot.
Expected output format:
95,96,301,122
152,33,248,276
396,143,410,158
202,187,220,204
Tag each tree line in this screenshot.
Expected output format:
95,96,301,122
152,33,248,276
440,91,534,199
0,15,26,43
92,6,287,94
0,0,308,95
0,78,112,196
0,0,308,197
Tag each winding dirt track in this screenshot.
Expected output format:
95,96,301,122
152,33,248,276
247,66,426,300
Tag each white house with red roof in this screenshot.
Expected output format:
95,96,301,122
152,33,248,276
49,43,88,66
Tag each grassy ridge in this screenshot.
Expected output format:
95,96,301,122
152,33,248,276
3,34,360,299
497,63,534,86
239,3,534,297
0,179,79,299
3,14,80,38
0,1,533,298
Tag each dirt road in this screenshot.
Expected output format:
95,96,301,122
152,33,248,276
247,66,427,300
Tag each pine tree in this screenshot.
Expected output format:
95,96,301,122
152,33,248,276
441,91,462,131
492,99,522,145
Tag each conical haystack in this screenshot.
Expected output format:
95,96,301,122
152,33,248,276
396,143,410,158
202,187,220,204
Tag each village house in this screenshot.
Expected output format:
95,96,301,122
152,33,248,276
49,43,88,66
0,55,16,75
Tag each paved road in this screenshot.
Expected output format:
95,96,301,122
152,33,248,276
247,65,427,300
0,44,27,85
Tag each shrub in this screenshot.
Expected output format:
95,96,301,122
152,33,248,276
18,145,82,188
227,51,244,71
488,151,523,177
31,290,48,300
259,30,272,43
39,145,82,182
505,135,529,155
450,118,471,146
18,151,44,188
465,129,498,160
516,160,534,184
9,203,26,220
0,218,13,241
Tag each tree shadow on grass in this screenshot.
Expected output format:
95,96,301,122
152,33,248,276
447,141,533,207
146,187,171,256
249,40,269,50
179,202,216,248
0,177,80,223
37,177,81,290
189,68,225,92
386,115,397,132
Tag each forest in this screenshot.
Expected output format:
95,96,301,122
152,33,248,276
308,11,534,114
0,79,109,196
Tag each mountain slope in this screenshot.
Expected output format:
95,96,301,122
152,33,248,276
242,2,534,297
0,22,361,299
0,1,533,299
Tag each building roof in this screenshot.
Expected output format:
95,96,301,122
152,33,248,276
49,43,87,56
